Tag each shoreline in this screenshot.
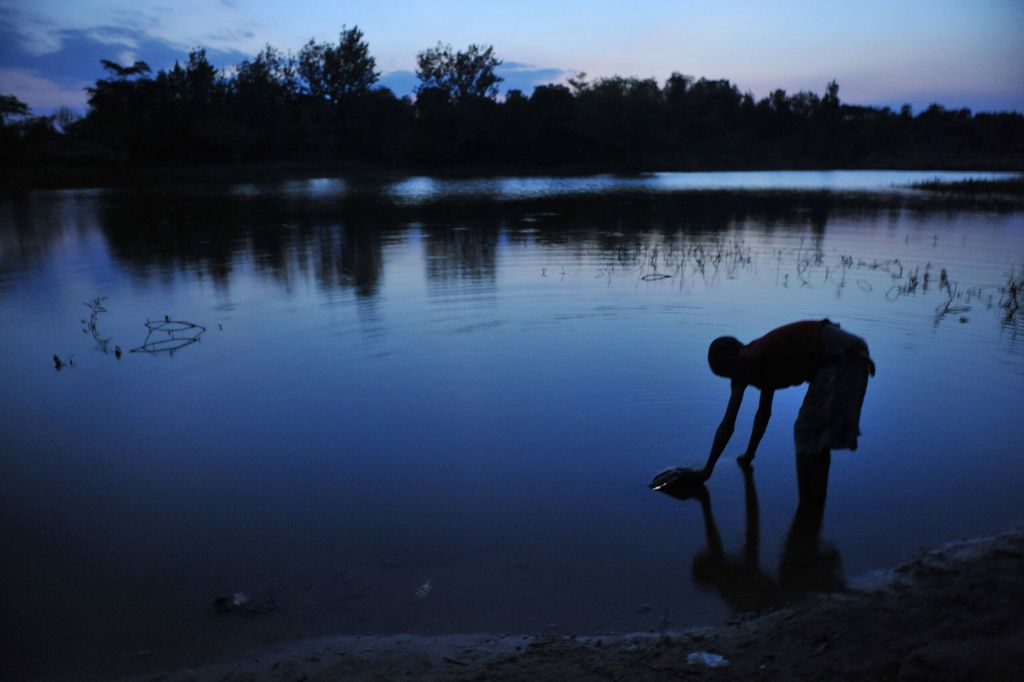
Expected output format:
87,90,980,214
118,525,1024,682
8,160,1023,194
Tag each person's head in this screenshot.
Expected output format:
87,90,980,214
708,336,743,378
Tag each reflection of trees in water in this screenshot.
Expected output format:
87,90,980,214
423,224,498,288
98,193,239,290
95,193,387,298
0,193,98,294
17,190,1013,322
311,224,383,298
340,227,384,298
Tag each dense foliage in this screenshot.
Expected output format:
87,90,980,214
3,26,1023,186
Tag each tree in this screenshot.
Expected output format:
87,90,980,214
573,77,662,166
415,43,503,102
232,45,295,110
83,58,160,158
184,48,218,104
663,72,693,102
99,59,151,79
822,80,840,110
227,45,299,160
567,72,589,95
0,94,30,125
298,26,379,102
527,84,577,162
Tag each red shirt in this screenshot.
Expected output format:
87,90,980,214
732,320,829,390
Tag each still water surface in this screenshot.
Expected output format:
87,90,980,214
1,171,1022,678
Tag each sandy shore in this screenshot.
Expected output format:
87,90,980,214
124,526,1024,682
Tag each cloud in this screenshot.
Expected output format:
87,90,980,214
0,6,64,55
377,62,569,98
378,70,418,97
0,68,88,110
0,12,249,113
497,62,569,95
206,28,255,43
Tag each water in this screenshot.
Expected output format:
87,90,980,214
1,172,1022,678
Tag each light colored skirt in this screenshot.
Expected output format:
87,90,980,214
794,322,874,454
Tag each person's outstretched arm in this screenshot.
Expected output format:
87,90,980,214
737,389,774,466
702,384,745,480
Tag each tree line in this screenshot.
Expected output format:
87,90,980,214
3,26,1023,186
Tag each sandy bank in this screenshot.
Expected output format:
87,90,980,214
124,526,1023,682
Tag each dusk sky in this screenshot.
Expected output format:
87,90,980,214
2,0,1022,115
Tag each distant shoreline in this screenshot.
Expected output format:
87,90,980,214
7,158,1024,193
118,526,1024,682
910,174,1024,195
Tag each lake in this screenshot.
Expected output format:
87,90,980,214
1,171,1022,679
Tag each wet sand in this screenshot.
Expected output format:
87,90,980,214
120,526,1024,682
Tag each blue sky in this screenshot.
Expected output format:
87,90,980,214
1,0,1022,114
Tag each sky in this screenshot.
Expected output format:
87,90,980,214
1,0,1022,115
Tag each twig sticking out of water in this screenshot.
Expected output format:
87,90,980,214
934,272,972,324
82,297,113,354
52,354,74,370
131,316,206,355
603,235,1018,331
885,267,921,301
619,236,753,285
995,269,1022,323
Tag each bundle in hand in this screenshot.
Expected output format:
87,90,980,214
649,467,707,498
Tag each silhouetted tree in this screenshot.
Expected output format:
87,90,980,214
12,33,1021,185
99,59,152,79
298,26,379,102
344,86,415,164
83,59,159,158
822,80,840,111
526,84,577,163
0,94,30,124
226,45,299,159
1,95,69,188
415,43,503,102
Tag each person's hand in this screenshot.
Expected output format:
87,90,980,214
650,467,707,497
736,452,755,468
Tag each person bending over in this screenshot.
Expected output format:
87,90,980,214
701,319,875,481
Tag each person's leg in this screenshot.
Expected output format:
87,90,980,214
741,464,760,569
796,449,830,517
781,449,843,593
795,369,833,456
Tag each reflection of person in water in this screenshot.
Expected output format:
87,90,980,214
700,319,875,481
779,451,844,593
669,456,844,612
689,465,782,612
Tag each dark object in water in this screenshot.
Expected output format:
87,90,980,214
52,354,74,370
213,595,233,612
649,467,707,499
212,591,276,616
131,318,206,355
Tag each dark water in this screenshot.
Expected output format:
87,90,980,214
1,171,1022,679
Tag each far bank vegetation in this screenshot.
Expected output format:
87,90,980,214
3,26,1023,188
